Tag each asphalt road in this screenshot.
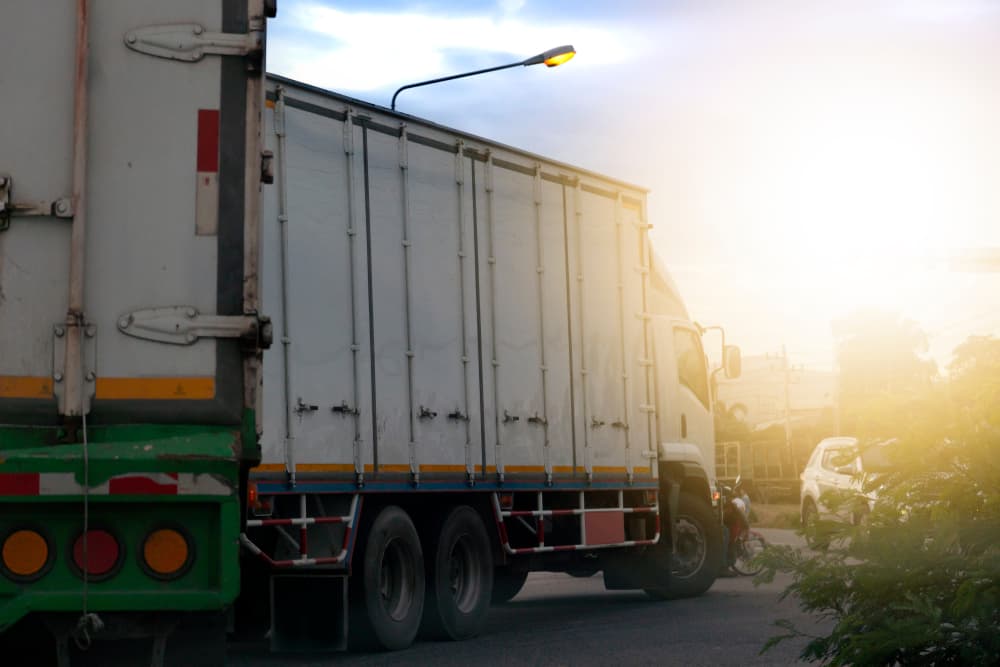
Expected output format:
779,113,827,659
229,529,829,667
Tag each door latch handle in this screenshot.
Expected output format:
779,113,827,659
295,398,318,414
331,400,359,416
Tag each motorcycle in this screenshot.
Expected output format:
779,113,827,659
721,476,767,576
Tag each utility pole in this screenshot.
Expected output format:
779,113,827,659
782,345,792,476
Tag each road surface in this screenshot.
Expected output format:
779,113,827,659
229,529,828,666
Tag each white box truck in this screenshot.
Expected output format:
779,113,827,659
1,1,740,661
240,76,741,651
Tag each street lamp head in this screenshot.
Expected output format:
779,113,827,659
523,45,576,68
391,44,576,110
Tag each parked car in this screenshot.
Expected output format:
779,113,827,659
800,437,886,539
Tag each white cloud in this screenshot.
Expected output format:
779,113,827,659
498,0,527,15
269,3,641,92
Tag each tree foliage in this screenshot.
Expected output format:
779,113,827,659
758,334,1000,665
833,309,937,435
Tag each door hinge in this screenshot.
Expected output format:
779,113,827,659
124,23,264,64
118,306,273,351
0,176,73,231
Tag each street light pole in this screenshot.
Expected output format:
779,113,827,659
390,45,576,111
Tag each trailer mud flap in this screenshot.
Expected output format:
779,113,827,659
270,574,348,652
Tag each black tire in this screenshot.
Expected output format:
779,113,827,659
801,499,827,550
731,531,766,576
491,567,528,604
421,506,493,641
646,491,721,599
354,506,425,651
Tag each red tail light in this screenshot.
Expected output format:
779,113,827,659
71,529,122,580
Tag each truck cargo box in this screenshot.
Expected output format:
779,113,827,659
0,1,267,428
259,76,660,484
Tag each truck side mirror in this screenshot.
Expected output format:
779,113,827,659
723,345,741,379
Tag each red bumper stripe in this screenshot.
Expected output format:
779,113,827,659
0,473,40,495
108,474,178,495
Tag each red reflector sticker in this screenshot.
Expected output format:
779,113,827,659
196,109,220,173
72,530,120,577
196,108,220,236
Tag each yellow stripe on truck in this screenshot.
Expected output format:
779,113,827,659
95,377,216,400
0,376,54,399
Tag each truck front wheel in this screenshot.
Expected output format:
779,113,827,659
421,505,493,640
669,491,721,597
355,506,425,650
646,491,721,599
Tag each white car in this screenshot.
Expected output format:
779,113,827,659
800,437,881,536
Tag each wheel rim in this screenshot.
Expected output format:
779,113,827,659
673,516,707,579
448,533,481,614
379,537,415,621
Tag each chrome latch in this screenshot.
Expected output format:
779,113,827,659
124,23,264,64
117,306,272,351
0,175,73,231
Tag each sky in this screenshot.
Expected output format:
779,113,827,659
266,0,1000,372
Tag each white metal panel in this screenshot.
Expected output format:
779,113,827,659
0,5,75,383
488,161,545,473
85,2,222,382
620,201,653,473
472,157,499,474
282,103,362,470
538,178,577,473
365,127,410,470
407,141,470,471
259,104,284,467
576,188,628,473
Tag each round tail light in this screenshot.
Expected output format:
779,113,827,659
2,528,52,581
141,527,193,580
71,529,122,580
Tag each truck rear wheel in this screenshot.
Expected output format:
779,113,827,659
491,567,528,604
421,506,493,640
354,506,425,651
645,491,720,599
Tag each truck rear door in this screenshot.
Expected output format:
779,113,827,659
0,1,270,428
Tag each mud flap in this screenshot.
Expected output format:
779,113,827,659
602,546,667,590
603,473,681,591
270,574,348,652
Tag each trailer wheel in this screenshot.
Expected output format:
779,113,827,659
491,567,528,604
421,506,493,640
645,491,720,599
356,506,425,651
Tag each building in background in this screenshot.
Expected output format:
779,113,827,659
715,353,837,501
